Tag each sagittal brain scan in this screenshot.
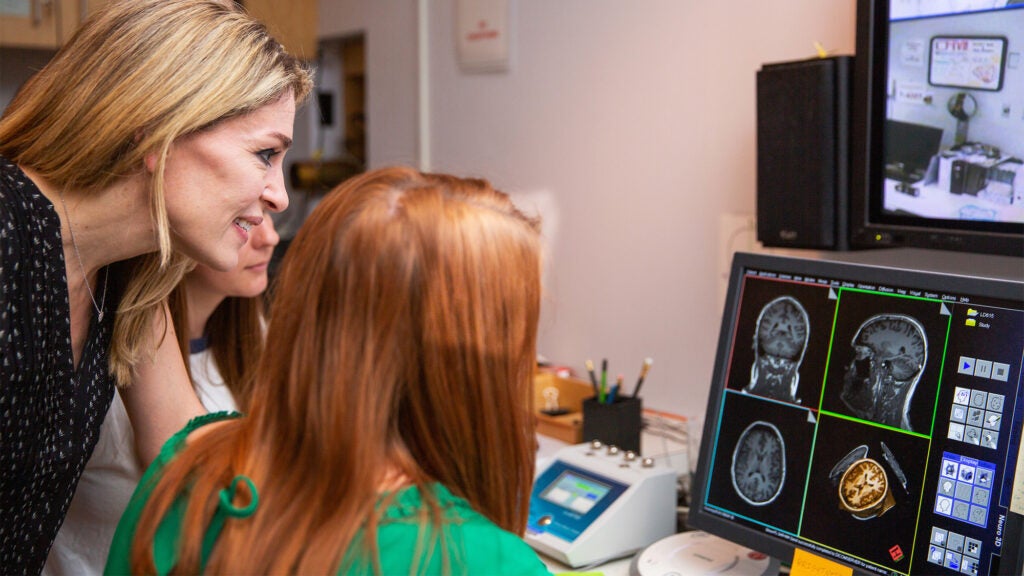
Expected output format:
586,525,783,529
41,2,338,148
744,296,809,404
731,421,786,506
840,314,927,431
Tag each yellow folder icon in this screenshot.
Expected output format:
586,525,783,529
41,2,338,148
966,318,976,327
967,308,979,317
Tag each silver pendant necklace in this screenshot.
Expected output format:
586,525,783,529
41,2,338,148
58,191,109,323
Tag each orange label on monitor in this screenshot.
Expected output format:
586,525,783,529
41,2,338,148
791,549,853,576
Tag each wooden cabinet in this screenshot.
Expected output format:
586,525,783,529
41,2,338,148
2,0,318,57
242,0,318,61
81,0,106,20
0,0,81,49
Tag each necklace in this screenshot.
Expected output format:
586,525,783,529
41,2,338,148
58,191,109,323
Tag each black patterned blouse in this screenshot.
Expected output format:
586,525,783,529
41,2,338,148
0,156,116,575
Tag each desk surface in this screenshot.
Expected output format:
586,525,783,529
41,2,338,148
883,177,1024,223
538,532,784,576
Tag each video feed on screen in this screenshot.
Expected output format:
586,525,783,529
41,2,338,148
882,2,1024,223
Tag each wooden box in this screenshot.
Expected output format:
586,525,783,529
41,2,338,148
533,372,594,444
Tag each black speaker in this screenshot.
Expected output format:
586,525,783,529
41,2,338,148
756,56,852,250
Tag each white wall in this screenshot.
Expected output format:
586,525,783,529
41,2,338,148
313,0,859,420
422,1,857,422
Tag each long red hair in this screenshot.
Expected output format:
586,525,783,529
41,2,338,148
131,167,542,573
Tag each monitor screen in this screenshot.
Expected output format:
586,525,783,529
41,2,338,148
689,252,1024,575
850,0,1024,256
884,119,943,183
539,471,613,514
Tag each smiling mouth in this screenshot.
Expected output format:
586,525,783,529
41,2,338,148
234,217,258,232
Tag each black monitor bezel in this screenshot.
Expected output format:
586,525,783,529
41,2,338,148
687,251,1024,575
848,0,1024,257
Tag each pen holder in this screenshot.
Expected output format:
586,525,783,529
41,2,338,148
582,396,642,453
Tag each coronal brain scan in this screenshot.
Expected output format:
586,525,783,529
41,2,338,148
731,421,786,506
840,314,927,431
744,296,809,403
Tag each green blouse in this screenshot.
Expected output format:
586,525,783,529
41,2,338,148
104,413,551,575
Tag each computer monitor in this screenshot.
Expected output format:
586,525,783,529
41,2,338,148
884,119,943,184
689,252,1024,575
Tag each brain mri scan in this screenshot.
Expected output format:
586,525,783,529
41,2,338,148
731,421,786,506
744,296,809,403
840,314,927,431
829,443,903,520
838,458,895,520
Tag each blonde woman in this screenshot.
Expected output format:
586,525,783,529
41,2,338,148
106,167,552,575
0,1,312,572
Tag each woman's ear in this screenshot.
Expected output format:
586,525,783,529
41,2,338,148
138,131,159,173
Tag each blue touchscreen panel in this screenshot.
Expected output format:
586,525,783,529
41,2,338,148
527,461,629,543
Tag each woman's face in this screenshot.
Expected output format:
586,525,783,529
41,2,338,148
188,214,280,299
162,91,295,272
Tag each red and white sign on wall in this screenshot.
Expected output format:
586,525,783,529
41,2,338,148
456,0,510,73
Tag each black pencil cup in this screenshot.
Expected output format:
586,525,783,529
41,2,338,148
582,396,642,453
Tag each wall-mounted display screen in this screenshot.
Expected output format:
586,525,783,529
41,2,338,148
850,0,1024,256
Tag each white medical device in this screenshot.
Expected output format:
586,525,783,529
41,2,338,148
525,441,678,568
629,530,778,576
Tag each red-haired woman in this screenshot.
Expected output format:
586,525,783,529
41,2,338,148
107,167,551,575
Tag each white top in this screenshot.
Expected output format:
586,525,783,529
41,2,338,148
189,346,239,414
42,345,237,576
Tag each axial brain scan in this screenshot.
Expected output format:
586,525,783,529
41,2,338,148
731,421,786,506
840,313,927,431
744,296,809,403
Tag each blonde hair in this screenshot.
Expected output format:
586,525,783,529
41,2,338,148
0,0,313,385
132,167,543,573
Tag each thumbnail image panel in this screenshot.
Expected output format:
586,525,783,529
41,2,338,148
706,391,815,534
821,290,950,433
801,414,930,573
726,277,838,407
